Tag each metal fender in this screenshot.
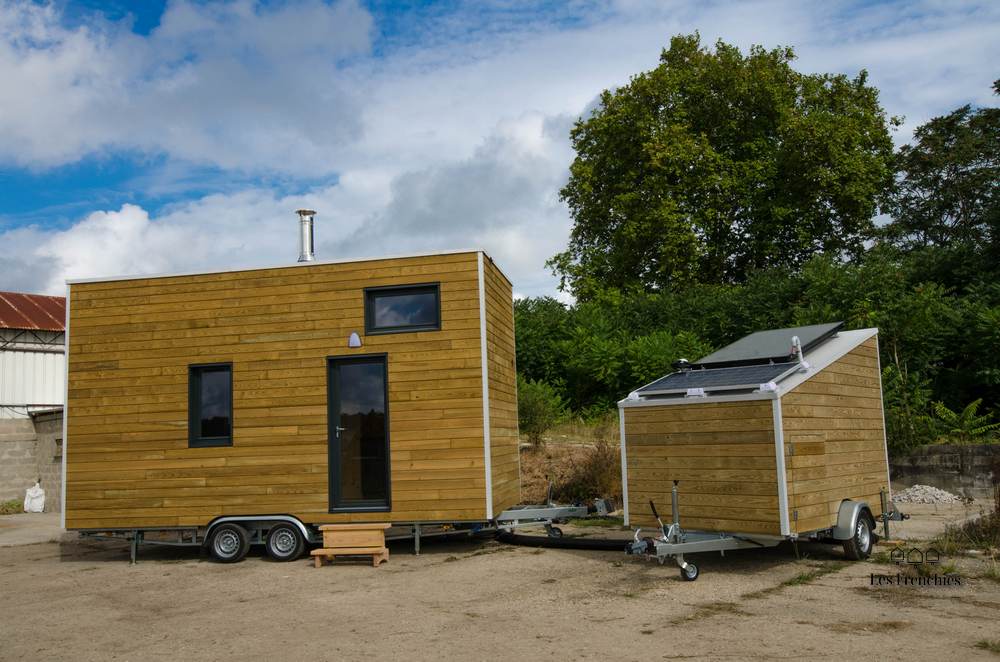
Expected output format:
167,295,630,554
831,500,871,541
205,515,311,541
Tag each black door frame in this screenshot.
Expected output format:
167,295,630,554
326,353,391,513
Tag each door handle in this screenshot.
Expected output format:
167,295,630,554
335,425,346,438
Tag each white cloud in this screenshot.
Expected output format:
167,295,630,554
0,0,998,298
0,0,372,173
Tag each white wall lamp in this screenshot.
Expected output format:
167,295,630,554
348,332,362,348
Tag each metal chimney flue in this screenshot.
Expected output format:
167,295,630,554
296,209,316,262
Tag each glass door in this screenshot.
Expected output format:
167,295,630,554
327,354,390,511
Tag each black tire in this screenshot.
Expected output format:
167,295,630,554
265,523,305,562
842,513,874,560
208,523,251,563
547,526,563,538
680,562,699,581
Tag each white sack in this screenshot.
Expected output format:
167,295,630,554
23,482,45,513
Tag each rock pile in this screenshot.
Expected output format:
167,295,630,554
892,484,964,504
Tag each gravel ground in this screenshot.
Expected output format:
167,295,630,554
1,507,999,661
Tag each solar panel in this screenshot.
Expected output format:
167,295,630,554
694,321,844,368
636,362,800,395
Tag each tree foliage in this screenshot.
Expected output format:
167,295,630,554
517,376,567,446
887,80,1000,255
551,33,896,298
931,399,1000,445
517,51,998,454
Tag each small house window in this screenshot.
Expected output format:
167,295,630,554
364,283,441,334
54,438,62,461
189,364,233,447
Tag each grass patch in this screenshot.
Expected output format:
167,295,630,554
671,601,747,624
933,485,1000,555
981,559,1000,583
468,545,516,558
740,562,848,601
569,516,624,528
0,499,22,515
781,562,848,587
826,620,912,634
869,550,894,565
974,639,1000,655
740,586,782,600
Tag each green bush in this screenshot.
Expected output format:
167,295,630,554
517,376,566,446
552,439,621,502
931,398,1000,444
0,499,22,515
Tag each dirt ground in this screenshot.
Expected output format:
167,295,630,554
1,504,998,661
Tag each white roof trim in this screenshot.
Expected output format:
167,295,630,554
65,248,510,286
617,327,878,407
773,328,878,397
619,390,776,408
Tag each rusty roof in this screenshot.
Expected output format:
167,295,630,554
0,291,66,332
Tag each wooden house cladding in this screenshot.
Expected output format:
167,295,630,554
482,257,519,515
623,400,781,536
782,338,887,534
64,251,519,530
620,327,890,539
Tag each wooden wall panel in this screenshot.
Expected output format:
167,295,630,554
782,338,889,534
65,252,494,529
483,258,520,515
623,400,780,535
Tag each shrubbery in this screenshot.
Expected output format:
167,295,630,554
517,376,566,446
551,439,621,502
516,245,1000,453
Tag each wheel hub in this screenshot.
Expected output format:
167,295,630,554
856,520,870,551
273,530,295,554
216,531,239,556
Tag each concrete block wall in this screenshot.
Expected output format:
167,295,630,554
891,443,1000,502
0,412,63,511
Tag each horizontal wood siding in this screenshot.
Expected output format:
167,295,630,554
483,258,520,515
624,401,781,535
782,338,889,534
65,252,491,529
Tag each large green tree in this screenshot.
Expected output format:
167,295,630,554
551,33,897,299
886,80,999,255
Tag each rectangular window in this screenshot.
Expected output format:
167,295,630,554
364,283,441,334
188,363,233,448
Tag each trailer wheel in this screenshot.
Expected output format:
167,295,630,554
208,523,250,563
680,562,699,581
546,526,563,538
842,513,874,560
265,523,304,561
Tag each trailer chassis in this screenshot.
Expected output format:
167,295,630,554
495,483,614,538
626,481,781,581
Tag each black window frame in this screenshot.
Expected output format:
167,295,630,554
363,282,441,335
188,362,234,448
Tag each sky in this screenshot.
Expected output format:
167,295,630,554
0,0,997,299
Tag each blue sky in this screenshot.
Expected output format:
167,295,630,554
0,0,997,296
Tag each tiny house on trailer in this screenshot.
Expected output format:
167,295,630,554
62,247,519,562
619,322,892,575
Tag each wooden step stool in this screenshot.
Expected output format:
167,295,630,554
311,523,390,567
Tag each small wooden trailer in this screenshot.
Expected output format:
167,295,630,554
619,322,895,579
62,248,520,562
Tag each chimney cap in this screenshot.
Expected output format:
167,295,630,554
296,209,317,218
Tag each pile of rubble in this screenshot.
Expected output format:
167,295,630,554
892,484,964,504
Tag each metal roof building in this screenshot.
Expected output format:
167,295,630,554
0,291,66,419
